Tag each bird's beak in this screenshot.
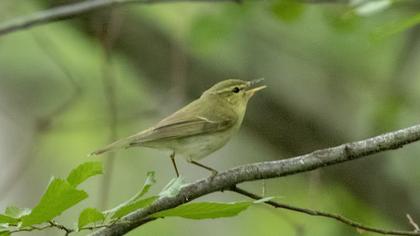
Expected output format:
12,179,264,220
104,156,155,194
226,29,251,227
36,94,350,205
246,78,266,96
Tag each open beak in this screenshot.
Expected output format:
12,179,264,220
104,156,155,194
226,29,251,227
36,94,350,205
246,78,266,96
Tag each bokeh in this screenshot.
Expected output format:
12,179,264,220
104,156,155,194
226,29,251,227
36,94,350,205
0,0,419,235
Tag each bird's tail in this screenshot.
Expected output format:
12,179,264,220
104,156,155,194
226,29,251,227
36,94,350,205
89,137,133,156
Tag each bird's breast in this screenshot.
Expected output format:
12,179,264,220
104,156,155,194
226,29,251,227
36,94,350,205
170,129,236,161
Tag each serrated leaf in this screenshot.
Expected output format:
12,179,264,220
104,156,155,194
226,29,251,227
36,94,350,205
152,202,252,219
4,206,31,219
104,172,157,219
131,171,156,201
0,215,18,224
109,196,157,219
21,178,88,226
67,161,103,187
78,208,105,228
159,176,185,198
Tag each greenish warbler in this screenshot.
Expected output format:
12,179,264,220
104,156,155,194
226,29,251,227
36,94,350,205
91,79,266,176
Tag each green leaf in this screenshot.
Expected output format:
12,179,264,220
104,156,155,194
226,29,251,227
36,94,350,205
270,0,304,22
109,196,158,219
0,224,9,235
0,214,18,224
152,202,252,219
372,12,420,40
105,172,157,219
4,206,31,219
66,161,103,187
159,176,185,198
0,231,10,236
21,178,88,226
0,206,30,224
78,208,105,228
131,171,156,201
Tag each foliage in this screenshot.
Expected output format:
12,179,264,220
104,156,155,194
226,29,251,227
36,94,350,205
0,162,269,235
78,208,105,228
152,202,253,219
21,178,88,226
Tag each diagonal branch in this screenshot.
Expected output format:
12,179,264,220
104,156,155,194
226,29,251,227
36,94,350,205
0,0,234,37
230,186,420,236
91,124,420,236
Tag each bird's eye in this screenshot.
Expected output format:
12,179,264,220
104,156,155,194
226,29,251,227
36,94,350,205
232,87,240,93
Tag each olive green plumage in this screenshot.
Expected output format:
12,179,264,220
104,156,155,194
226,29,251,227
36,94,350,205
91,79,265,176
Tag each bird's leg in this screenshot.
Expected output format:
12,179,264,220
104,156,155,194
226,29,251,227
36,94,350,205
189,160,218,176
170,152,179,177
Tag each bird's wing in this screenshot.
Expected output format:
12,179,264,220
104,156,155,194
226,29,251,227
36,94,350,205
128,115,234,146
90,98,236,155
128,98,237,145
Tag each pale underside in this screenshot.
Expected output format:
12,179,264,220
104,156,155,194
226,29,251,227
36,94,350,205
137,128,236,161
127,97,243,161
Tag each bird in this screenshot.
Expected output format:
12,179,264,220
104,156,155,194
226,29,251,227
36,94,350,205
90,79,266,177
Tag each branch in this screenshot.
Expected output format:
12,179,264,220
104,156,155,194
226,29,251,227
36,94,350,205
231,186,420,236
9,221,73,235
91,124,420,236
407,214,420,233
0,0,234,37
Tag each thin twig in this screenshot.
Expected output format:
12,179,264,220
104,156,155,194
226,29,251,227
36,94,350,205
90,124,420,236
79,222,118,231
8,221,73,234
5,220,119,235
230,186,420,236
9,224,53,233
49,221,74,235
407,214,420,232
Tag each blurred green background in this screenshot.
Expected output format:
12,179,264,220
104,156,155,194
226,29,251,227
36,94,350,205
0,0,420,235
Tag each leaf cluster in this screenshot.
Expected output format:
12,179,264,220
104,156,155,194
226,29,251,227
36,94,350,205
0,162,266,235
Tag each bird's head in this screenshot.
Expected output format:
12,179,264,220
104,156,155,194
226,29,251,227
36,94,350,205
201,79,266,109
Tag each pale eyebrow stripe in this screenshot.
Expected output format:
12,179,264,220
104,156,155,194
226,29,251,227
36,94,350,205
216,85,247,94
